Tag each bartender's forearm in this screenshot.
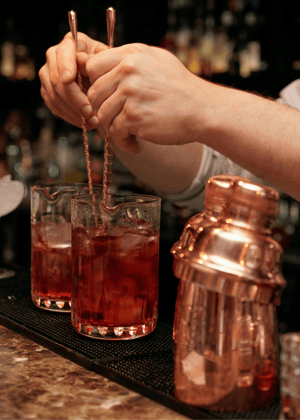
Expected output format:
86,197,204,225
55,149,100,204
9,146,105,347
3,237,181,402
195,80,300,201
113,139,203,195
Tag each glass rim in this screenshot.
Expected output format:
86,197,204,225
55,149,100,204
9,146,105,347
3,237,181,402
72,192,161,207
31,182,103,192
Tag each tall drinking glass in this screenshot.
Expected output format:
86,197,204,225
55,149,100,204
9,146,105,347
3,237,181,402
31,183,102,312
71,193,161,340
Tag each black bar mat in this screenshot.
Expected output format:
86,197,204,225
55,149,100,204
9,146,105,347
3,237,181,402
0,267,280,419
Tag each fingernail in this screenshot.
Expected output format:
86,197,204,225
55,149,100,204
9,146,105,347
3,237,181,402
87,116,100,128
81,105,93,119
60,70,72,83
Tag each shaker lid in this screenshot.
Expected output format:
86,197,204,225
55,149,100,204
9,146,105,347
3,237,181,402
204,175,244,213
205,175,279,215
172,175,285,303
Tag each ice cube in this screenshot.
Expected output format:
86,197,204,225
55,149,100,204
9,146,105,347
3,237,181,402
82,237,92,256
182,351,206,386
126,211,154,234
110,225,127,237
145,234,159,257
113,232,144,256
73,226,90,255
87,225,106,238
136,221,153,234
74,226,106,257
45,222,72,249
42,214,67,224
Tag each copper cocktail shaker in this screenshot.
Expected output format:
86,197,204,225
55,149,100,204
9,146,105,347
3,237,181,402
172,175,286,411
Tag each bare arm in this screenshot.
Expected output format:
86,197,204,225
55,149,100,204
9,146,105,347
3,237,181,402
198,81,300,200
112,139,203,195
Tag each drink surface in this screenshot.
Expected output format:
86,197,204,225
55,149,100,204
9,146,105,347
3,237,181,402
31,222,72,301
72,223,159,328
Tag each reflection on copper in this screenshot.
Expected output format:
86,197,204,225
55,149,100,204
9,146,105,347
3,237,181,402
172,175,286,412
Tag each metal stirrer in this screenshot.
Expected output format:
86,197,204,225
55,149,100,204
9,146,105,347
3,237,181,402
68,10,94,199
68,11,78,48
102,7,116,207
107,7,116,48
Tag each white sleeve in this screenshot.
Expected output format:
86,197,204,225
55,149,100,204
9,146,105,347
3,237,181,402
165,79,300,211
276,79,300,111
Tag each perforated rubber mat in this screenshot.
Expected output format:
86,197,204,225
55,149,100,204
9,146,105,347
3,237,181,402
0,266,280,419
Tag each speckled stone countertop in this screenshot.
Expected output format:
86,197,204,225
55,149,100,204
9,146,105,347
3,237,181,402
0,324,188,419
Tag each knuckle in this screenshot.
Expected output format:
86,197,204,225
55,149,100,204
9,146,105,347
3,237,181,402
118,46,147,76
64,32,72,41
45,46,55,61
38,66,45,80
120,57,137,76
126,43,146,54
119,80,138,101
48,90,60,107
122,105,136,124
109,123,120,141
110,117,129,143
120,104,131,120
51,75,61,91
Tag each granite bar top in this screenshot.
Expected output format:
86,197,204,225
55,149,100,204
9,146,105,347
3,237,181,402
0,324,188,419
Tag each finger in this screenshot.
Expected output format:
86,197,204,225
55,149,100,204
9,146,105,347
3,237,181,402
86,46,125,84
56,36,77,84
42,49,100,126
46,50,98,121
56,33,105,84
41,84,81,128
77,52,90,77
86,43,150,84
87,68,119,117
76,32,107,54
39,64,69,116
76,34,108,77
40,65,100,130
40,70,82,127
41,85,99,130
100,96,142,156
88,83,123,135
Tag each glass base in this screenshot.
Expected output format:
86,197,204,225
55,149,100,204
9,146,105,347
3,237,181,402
72,313,158,340
32,294,71,312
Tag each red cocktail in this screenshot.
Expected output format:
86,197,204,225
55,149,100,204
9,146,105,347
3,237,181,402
31,183,102,312
71,193,161,340
31,221,72,310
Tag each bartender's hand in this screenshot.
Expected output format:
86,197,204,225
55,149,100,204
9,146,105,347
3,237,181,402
39,32,107,130
86,43,209,153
